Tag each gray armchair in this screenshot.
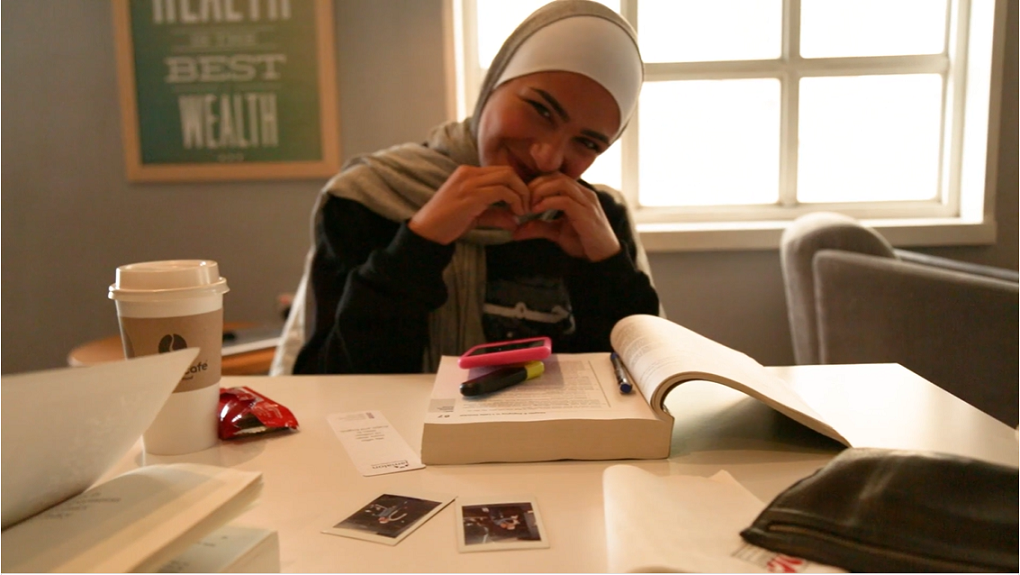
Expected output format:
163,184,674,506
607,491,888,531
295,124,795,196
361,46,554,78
780,212,1019,427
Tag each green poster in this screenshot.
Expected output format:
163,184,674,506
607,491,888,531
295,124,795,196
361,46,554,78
118,0,339,177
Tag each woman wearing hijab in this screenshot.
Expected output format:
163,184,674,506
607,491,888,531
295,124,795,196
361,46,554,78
273,0,660,375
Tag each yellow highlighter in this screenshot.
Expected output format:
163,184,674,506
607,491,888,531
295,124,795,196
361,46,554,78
459,361,545,397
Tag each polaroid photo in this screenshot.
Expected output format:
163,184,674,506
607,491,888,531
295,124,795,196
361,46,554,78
323,491,455,546
455,496,550,552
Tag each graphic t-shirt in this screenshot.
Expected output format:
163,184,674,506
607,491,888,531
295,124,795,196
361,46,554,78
483,238,576,343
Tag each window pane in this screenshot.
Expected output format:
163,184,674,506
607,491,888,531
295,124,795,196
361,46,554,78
476,1,549,68
638,80,780,207
476,0,620,68
798,74,943,203
581,143,622,192
639,0,781,63
801,0,948,58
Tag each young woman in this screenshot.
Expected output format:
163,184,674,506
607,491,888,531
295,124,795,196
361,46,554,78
273,0,660,375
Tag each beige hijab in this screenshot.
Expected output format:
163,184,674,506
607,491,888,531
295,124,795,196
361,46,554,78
271,1,649,375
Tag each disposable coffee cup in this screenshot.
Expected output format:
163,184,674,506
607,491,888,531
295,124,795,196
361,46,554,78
109,260,229,455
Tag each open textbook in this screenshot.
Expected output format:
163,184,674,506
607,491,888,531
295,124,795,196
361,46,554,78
159,524,279,573
1,353,275,572
2,348,199,528
602,464,843,573
1,463,264,572
420,314,849,464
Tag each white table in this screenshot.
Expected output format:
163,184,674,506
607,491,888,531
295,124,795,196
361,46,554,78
106,363,1019,573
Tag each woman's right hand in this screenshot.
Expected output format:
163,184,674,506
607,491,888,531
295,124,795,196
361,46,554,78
409,165,530,245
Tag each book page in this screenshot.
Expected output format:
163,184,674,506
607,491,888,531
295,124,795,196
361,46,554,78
0,463,262,573
611,315,849,445
157,524,280,573
603,464,844,573
1,348,200,529
424,354,659,424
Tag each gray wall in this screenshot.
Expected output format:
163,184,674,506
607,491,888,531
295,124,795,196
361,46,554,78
3,0,1017,375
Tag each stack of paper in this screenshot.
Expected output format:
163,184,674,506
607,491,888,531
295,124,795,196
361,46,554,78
602,465,843,573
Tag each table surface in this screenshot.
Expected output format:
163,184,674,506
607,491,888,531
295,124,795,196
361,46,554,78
105,363,1019,573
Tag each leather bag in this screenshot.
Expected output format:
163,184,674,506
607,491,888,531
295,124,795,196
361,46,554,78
740,448,1018,572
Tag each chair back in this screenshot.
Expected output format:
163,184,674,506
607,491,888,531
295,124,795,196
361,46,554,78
780,213,1019,426
780,212,895,365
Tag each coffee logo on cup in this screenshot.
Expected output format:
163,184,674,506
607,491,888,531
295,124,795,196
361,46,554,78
158,333,188,353
118,310,222,392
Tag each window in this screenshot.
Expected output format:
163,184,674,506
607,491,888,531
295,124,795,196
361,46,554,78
450,0,1004,250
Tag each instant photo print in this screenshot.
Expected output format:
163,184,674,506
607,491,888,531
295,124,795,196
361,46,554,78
323,492,454,546
455,496,549,552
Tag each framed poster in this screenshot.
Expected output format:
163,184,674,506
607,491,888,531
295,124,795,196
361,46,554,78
112,0,340,182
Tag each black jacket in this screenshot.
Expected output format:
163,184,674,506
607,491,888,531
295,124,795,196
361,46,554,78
294,185,660,374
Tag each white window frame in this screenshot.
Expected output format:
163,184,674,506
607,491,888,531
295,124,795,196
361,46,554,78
446,0,1006,252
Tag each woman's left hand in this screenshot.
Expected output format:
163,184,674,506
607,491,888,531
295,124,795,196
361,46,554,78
512,173,621,262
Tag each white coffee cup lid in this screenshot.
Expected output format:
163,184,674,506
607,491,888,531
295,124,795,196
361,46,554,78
109,260,229,301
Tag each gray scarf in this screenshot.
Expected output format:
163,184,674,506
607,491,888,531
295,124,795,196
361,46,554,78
321,120,511,372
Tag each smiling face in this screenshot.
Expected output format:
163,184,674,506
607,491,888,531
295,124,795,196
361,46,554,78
475,71,620,182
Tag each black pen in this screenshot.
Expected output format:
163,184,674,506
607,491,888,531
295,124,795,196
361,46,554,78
610,352,633,394
460,361,545,396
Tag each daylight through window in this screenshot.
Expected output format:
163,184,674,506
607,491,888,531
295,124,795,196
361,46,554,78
453,0,1001,248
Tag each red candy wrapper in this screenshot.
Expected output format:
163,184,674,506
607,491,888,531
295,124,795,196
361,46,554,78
218,386,299,439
